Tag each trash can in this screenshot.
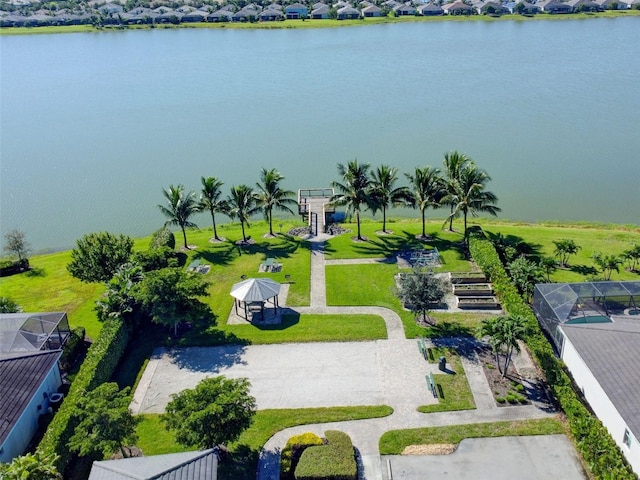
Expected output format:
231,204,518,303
438,356,446,371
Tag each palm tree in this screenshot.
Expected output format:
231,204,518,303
330,159,371,241
368,165,411,234
200,176,228,242
442,151,473,231
227,185,259,243
405,166,445,239
478,314,530,377
444,164,500,242
158,185,200,249
254,168,297,236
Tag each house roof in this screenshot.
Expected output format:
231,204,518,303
0,350,62,446
88,449,218,480
561,319,640,439
362,4,382,11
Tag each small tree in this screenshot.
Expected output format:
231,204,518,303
478,314,530,377
95,262,143,324
67,232,134,283
331,159,372,241
162,376,256,449
553,239,581,268
227,184,259,243
254,168,296,237
592,252,622,281
69,383,140,459
507,256,544,303
368,164,411,234
0,450,62,479
133,267,212,336
396,268,447,325
622,244,640,272
3,229,31,262
0,296,22,313
149,226,176,250
540,256,557,282
200,176,229,242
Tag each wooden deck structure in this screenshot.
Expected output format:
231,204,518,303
298,188,335,235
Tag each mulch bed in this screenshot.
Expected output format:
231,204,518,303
477,346,530,407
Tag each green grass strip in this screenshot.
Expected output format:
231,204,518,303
379,417,565,454
417,348,475,413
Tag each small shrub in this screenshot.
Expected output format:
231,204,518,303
294,430,356,480
496,397,506,404
281,432,324,480
515,383,525,393
149,227,176,250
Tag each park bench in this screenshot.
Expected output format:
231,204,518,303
426,372,438,398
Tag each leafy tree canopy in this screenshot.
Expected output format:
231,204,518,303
396,268,448,324
0,296,22,313
68,383,140,459
132,266,212,335
0,450,61,480
162,376,256,449
67,232,134,283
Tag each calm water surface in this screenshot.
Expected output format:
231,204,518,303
1,18,639,251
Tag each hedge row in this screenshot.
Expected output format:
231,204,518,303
294,430,357,480
39,317,131,472
467,227,636,479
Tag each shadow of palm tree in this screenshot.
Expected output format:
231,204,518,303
195,242,237,267
570,264,598,276
430,335,480,360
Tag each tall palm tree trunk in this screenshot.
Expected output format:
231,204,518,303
356,211,362,240
421,209,426,238
382,206,387,233
448,205,454,231
211,214,219,241
181,227,188,249
268,209,274,236
241,220,247,242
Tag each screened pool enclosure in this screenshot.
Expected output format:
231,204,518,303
0,312,71,358
533,281,640,351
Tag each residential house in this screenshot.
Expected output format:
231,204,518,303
442,0,474,13
156,10,183,23
259,7,284,20
476,0,510,13
0,350,63,463
285,2,309,18
362,4,382,16
417,3,444,14
393,2,417,14
311,3,330,18
337,5,361,18
233,6,261,21
207,9,233,21
88,449,219,480
182,10,207,22
99,2,123,14
537,0,573,12
566,0,602,10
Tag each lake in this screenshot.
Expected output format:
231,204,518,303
1,17,639,251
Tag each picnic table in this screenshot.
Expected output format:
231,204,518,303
186,258,201,272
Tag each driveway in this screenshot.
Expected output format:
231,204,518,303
383,435,586,480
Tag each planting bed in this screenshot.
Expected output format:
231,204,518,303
453,283,494,297
457,296,501,310
477,346,530,407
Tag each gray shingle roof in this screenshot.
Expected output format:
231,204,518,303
88,449,218,480
561,320,640,439
0,350,62,446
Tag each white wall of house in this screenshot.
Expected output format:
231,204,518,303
561,332,640,475
0,364,62,463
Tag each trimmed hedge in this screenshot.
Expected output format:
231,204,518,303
59,326,85,371
39,317,130,472
468,227,637,479
281,432,324,480
294,430,357,480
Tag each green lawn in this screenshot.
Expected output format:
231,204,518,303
481,222,640,282
379,417,566,454
137,405,394,479
417,348,475,413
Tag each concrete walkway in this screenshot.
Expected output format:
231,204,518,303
254,235,562,480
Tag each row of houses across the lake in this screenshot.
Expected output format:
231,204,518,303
2,0,639,27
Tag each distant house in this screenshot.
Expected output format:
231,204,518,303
88,449,219,480
512,1,541,13
537,0,573,12
0,350,63,463
207,9,233,21
99,2,123,14
393,3,417,14
476,0,509,13
442,0,474,13
362,4,382,16
594,0,627,9
285,2,309,18
337,5,361,18
156,10,183,23
182,10,207,22
233,6,261,21
259,8,284,20
311,3,330,17
566,0,602,10
417,3,445,14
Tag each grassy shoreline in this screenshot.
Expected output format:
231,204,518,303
1,10,638,36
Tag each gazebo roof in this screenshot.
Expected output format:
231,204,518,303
230,278,281,303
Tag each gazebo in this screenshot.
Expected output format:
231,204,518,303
230,278,281,320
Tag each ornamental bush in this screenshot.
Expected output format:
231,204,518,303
39,317,130,473
294,430,357,480
149,227,176,250
468,227,636,479
280,432,324,480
